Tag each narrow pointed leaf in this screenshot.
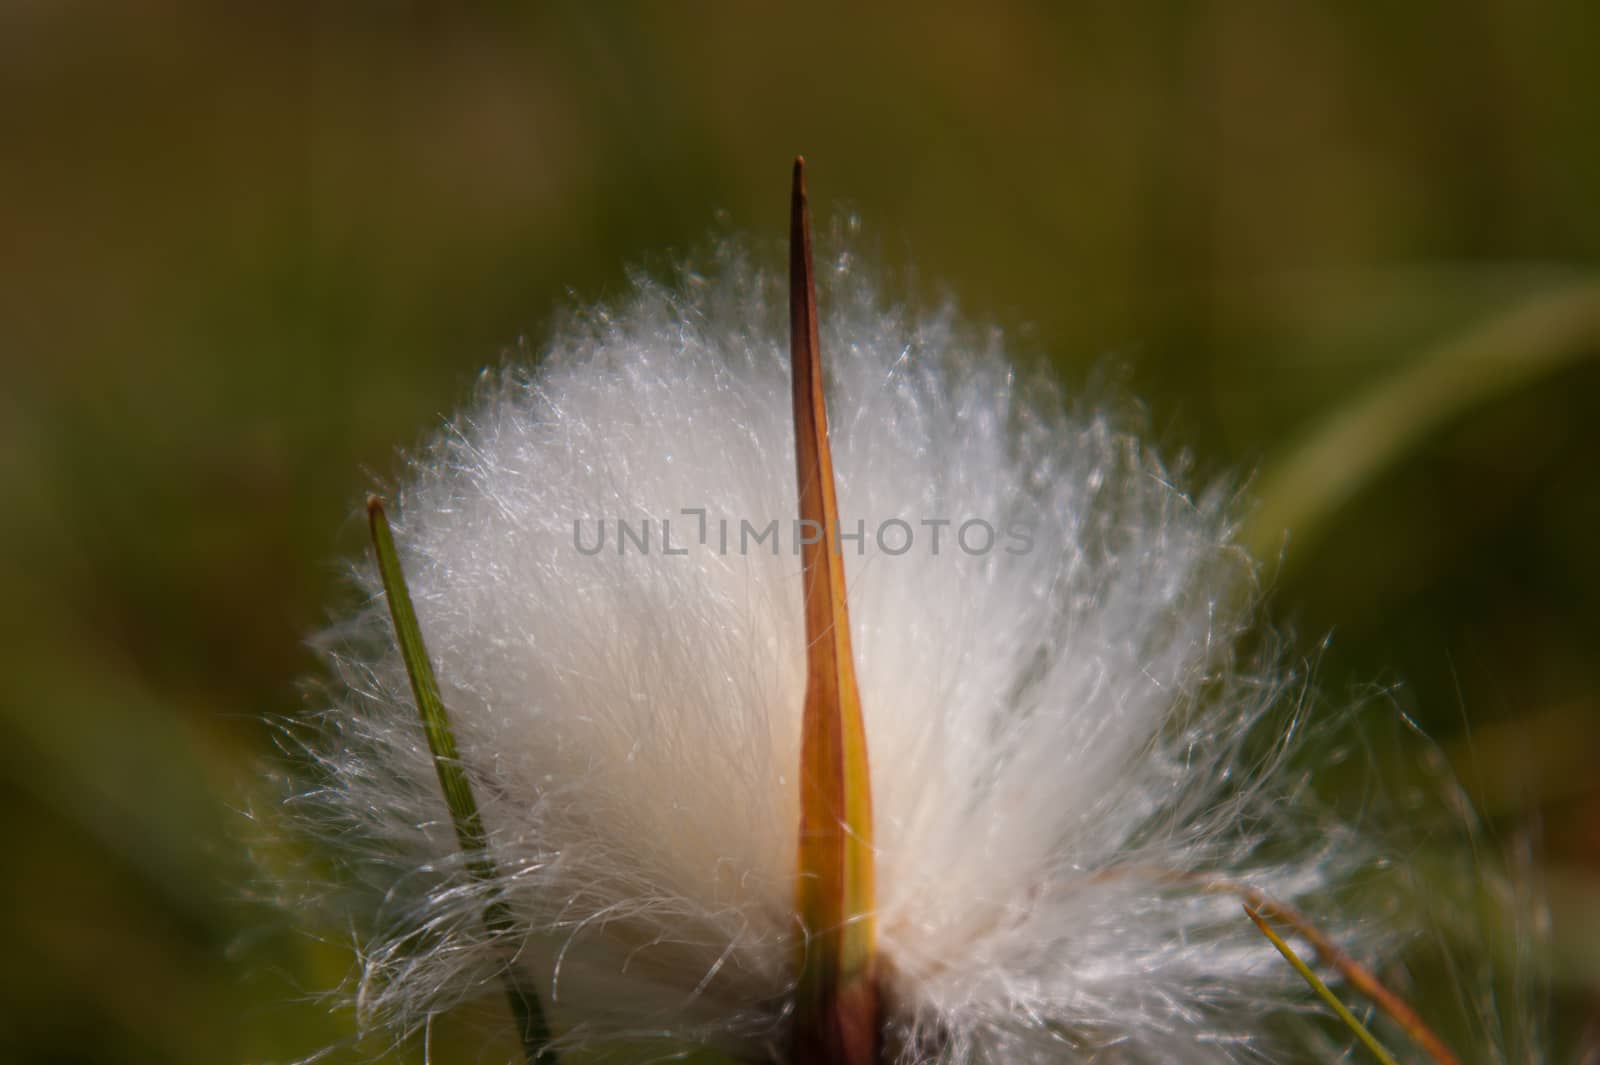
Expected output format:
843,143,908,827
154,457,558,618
788,157,880,1064
1220,881,1460,1065
368,497,558,1065
1244,905,1399,1065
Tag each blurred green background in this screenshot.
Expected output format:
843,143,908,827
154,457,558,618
3,3,1597,1062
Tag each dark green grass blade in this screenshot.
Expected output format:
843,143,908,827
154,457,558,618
1244,905,1398,1065
369,496,558,1065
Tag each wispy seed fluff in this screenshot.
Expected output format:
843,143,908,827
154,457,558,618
296,232,1379,1064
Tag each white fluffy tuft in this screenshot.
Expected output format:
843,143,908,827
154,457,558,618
292,238,1384,1063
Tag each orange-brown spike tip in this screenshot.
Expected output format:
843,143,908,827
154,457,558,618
788,157,880,1064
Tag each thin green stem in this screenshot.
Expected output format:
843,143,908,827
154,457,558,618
369,496,558,1065
1243,905,1398,1065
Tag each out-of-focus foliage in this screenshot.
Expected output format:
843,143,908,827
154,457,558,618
1,3,1596,1062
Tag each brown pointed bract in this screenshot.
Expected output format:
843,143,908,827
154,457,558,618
788,157,881,1065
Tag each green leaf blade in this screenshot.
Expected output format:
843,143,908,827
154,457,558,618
1244,904,1399,1065
368,496,557,1065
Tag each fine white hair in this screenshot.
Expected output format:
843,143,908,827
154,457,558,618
291,235,1386,1064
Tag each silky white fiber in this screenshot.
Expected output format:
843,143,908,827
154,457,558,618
290,236,1395,1065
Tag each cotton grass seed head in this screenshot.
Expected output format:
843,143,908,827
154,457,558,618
286,161,1470,1064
